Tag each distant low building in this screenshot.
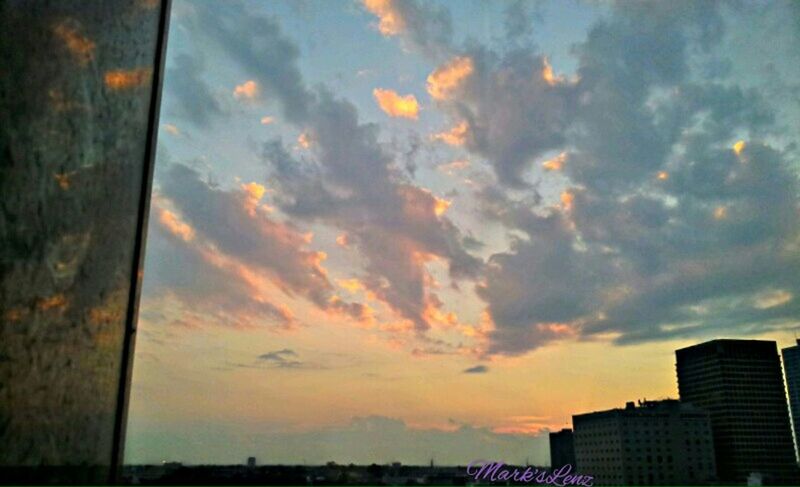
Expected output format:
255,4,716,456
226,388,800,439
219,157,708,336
549,428,575,469
573,399,715,486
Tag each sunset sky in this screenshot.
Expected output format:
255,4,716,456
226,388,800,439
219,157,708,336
125,0,800,466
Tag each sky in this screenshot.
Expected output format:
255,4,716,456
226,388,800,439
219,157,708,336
125,0,800,466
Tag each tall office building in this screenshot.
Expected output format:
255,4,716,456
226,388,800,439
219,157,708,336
782,339,800,462
676,339,798,484
573,399,715,486
549,428,576,469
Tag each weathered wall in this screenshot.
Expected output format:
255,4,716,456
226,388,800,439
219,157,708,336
0,0,168,482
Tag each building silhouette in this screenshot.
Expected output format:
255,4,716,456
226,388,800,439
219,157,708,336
549,428,575,469
573,399,715,485
782,339,800,462
676,339,798,484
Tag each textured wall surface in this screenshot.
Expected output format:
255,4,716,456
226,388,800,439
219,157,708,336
0,0,166,482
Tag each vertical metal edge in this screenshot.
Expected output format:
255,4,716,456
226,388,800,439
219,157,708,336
109,0,172,482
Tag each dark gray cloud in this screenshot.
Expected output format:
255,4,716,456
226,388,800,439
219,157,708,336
467,2,800,354
503,0,542,45
183,1,311,123
432,47,579,188
257,349,304,368
463,365,488,374
164,52,225,127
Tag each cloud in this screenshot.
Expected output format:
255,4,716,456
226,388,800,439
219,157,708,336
262,104,482,331
143,161,370,329
257,349,304,368
463,365,488,374
233,80,259,99
427,49,578,188
157,208,194,242
437,159,470,175
164,1,800,359
163,53,224,127
431,121,468,146
541,152,566,172
467,3,800,354
372,88,420,119
426,56,473,101
502,0,542,44
175,3,482,336
362,0,404,36
170,9,481,335
142,210,295,330
361,0,453,59
162,124,181,136
183,2,311,123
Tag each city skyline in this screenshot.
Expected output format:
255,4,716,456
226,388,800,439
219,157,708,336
125,0,800,466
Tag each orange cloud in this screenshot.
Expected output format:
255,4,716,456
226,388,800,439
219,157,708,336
535,322,576,337
372,88,420,119
427,56,474,101
164,124,180,136
434,196,451,217
261,116,275,125
541,56,564,86
338,278,366,294
104,68,151,90
297,132,312,149
541,56,579,87
242,182,267,201
431,121,469,146
234,80,259,99
542,152,567,171
336,233,351,248
657,170,669,181
733,140,746,156
241,182,268,216
713,205,728,220
193,244,296,329
560,191,574,211
362,0,404,36
158,209,195,242
422,302,459,328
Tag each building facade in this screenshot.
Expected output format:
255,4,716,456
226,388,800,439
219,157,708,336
782,339,800,463
676,339,798,484
549,428,576,469
573,399,715,485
